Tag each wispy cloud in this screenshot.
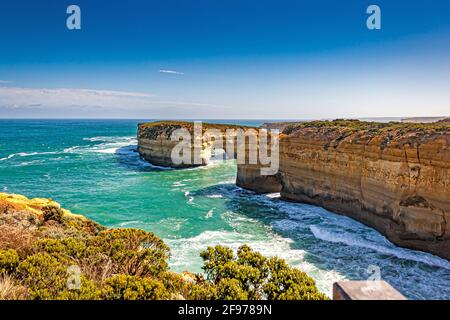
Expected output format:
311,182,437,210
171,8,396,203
0,86,230,118
159,69,184,75
0,80,12,84
0,87,154,110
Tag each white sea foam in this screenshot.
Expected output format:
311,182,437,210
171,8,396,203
93,140,174,170
14,160,45,167
65,136,138,155
83,136,135,143
158,217,187,232
117,220,142,227
255,191,450,270
0,151,59,161
205,209,214,219
266,193,281,199
0,154,14,161
272,219,300,231
310,225,450,270
95,148,119,154
173,181,186,187
63,146,82,153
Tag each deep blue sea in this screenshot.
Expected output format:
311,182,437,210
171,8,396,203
1,119,449,299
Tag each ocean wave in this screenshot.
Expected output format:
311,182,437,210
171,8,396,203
310,225,450,270
251,191,450,271
95,148,120,154
173,181,186,187
116,220,142,227
14,160,45,167
63,146,81,153
83,136,135,143
63,136,139,156
272,219,300,231
157,217,188,232
76,138,174,171
0,154,14,161
0,151,59,161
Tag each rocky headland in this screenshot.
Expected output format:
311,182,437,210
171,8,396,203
137,120,450,260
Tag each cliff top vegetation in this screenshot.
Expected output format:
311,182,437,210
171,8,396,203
283,119,450,135
282,119,449,149
138,121,257,140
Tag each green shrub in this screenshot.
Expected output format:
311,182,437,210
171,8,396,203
32,238,87,259
56,275,101,300
2,207,329,301
17,252,102,300
160,271,217,300
200,245,328,300
0,249,20,274
215,278,248,300
264,258,327,300
88,229,170,277
200,245,234,282
17,252,68,299
101,275,169,300
185,282,217,300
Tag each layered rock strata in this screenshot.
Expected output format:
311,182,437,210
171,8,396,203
138,120,450,260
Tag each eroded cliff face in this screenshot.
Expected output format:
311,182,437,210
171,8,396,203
138,122,196,167
137,121,253,168
275,122,449,260
137,120,450,260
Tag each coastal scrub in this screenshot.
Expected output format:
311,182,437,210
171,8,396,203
0,192,327,300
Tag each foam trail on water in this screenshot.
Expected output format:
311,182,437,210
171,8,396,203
310,225,450,270
0,151,60,161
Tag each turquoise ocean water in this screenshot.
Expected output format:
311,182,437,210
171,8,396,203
0,119,449,299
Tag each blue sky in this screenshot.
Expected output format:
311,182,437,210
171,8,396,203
0,0,449,119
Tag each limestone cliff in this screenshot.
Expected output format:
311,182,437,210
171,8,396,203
137,120,450,260
138,121,252,168
277,121,449,260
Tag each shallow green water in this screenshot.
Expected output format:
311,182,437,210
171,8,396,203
1,119,449,299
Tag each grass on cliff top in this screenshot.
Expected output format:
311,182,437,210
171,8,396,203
139,121,256,130
283,119,450,135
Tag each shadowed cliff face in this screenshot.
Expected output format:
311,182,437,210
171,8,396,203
276,121,450,260
137,120,450,260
